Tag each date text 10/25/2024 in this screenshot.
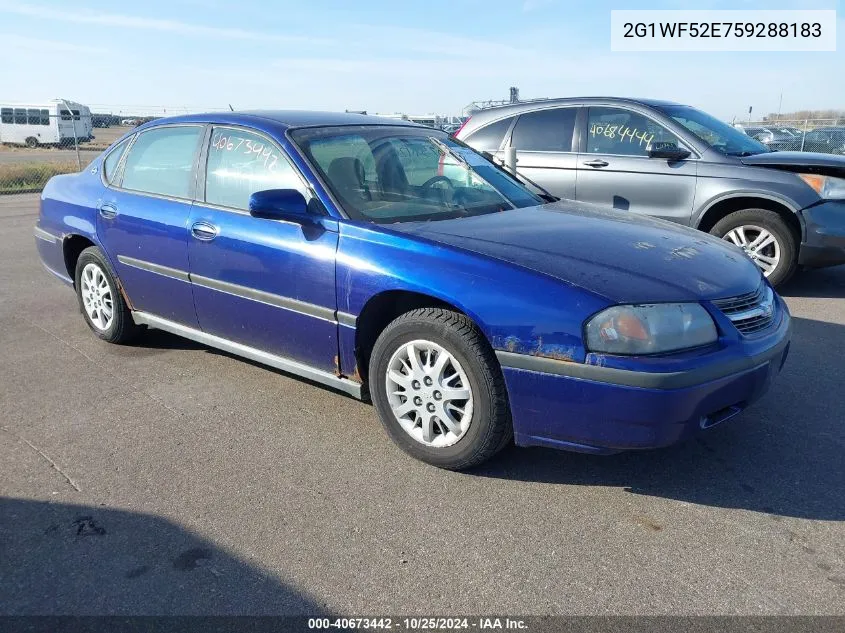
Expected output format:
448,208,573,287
307,617,529,630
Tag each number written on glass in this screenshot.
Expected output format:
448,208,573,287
211,134,279,170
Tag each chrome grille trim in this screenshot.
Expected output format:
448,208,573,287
712,284,776,336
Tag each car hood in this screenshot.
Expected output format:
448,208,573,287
741,151,845,177
390,201,762,303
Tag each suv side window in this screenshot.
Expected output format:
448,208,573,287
204,128,307,210
121,126,203,198
463,116,515,151
102,136,133,185
510,108,577,152
586,107,681,157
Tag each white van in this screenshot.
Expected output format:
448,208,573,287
0,100,93,147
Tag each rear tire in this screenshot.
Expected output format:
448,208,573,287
25,137,38,148
711,208,797,287
369,308,512,470
74,246,142,344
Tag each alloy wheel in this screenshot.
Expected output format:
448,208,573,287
385,339,474,448
80,262,114,331
722,224,781,277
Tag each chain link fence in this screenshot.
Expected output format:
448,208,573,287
2,104,844,195
735,118,845,154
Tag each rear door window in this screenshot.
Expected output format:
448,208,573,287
121,126,203,199
510,108,577,152
463,116,515,151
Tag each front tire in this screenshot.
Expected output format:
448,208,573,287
369,308,512,470
25,137,38,148
74,246,141,343
711,208,797,286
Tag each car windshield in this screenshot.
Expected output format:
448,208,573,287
291,126,542,223
657,105,771,157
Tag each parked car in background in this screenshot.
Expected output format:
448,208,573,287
34,111,790,469
120,118,138,126
800,128,845,155
456,97,845,285
744,126,799,146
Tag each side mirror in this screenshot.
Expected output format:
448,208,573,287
647,142,691,161
248,189,310,222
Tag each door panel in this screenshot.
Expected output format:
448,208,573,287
96,125,204,326
575,107,697,224
187,126,339,372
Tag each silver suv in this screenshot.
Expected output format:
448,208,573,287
456,97,845,286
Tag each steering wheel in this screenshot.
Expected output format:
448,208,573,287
420,175,455,192
420,175,456,205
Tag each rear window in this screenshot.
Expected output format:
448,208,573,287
510,108,577,152
463,116,515,151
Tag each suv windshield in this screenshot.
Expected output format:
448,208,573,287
291,126,542,223
657,105,770,157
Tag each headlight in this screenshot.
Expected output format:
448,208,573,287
798,173,845,200
585,303,718,355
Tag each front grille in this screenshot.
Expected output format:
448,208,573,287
712,284,776,336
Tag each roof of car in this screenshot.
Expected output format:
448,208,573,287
471,96,685,114
140,110,424,131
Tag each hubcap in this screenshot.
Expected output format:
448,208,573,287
80,263,114,331
722,225,781,277
385,339,474,448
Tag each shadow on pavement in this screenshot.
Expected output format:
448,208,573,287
474,315,845,521
0,497,329,615
779,265,845,299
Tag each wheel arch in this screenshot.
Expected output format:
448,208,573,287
62,234,97,284
354,289,478,387
695,194,803,244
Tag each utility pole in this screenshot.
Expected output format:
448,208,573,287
60,98,81,171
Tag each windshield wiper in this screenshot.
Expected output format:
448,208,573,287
480,151,559,202
430,137,559,204
429,136,471,168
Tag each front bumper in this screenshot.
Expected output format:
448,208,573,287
799,200,845,268
498,314,791,455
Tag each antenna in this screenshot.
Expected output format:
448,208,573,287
229,104,234,112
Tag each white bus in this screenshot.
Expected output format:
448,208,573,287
0,100,93,148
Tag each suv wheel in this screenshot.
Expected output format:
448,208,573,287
369,308,512,470
711,209,797,286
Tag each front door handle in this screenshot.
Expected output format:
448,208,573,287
583,159,609,168
98,203,118,219
190,221,219,241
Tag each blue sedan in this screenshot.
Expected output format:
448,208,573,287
34,111,791,469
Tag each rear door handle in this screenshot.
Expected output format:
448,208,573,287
98,203,118,219
191,221,219,241
583,159,609,168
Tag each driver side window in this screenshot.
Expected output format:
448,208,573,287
586,107,682,157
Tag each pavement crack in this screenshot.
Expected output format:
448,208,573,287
1,425,82,492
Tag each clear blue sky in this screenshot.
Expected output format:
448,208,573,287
0,0,841,120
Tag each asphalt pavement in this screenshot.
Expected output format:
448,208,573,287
1,193,843,615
